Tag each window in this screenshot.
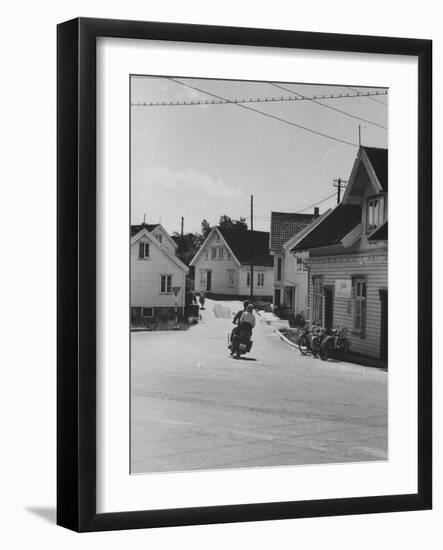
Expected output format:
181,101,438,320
246,271,251,287
227,269,235,286
353,278,366,333
295,256,304,272
205,251,209,260
218,247,224,259
367,196,385,233
211,247,217,259
313,278,323,324
138,242,150,259
160,275,172,294
156,233,163,244
226,250,231,259
257,272,264,287
277,257,282,281
216,233,220,241
142,307,154,318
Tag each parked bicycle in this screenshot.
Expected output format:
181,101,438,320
319,327,350,361
298,322,323,357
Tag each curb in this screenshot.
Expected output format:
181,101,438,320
275,329,299,349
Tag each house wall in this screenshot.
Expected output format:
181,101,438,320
131,235,186,314
272,251,309,314
308,249,387,359
238,265,273,298
192,231,240,295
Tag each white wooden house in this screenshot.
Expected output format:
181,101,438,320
130,223,189,325
269,210,322,315
292,146,388,360
270,210,332,316
190,227,274,299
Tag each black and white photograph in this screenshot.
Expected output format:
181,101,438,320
130,75,388,474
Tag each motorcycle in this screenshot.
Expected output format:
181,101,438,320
228,324,253,358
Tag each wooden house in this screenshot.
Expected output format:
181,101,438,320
269,209,325,316
190,227,274,299
292,146,388,360
130,223,189,326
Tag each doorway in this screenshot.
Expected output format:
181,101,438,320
324,286,334,329
206,270,212,292
379,289,388,361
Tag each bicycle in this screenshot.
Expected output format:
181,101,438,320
319,327,350,361
298,322,323,357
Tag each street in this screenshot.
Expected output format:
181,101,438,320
131,299,387,474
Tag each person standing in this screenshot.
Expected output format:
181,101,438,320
199,290,206,310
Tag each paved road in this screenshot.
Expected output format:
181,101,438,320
131,299,387,473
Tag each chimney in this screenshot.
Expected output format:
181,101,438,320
314,207,319,218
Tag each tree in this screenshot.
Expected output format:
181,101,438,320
218,215,248,231
201,219,211,239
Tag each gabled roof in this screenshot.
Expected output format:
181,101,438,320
130,223,159,236
343,146,388,203
363,147,388,191
131,222,178,250
284,209,332,251
270,212,317,252
131,228,189,272
368,220,388,242
219,227,273,267
291,204,362,251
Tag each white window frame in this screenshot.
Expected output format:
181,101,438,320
257,272,264,287
211,247,217,259
227,269,235,286
160,274,172,294
218,247,224,259
246,271,251,287
353,277,367,333
138,241,150,259
142,307,154,318
366,195,385,234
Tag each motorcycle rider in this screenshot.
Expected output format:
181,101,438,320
229,300,250,351
239,304,256,334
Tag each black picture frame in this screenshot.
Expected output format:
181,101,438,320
57,17,432,532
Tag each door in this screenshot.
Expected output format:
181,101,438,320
379,289,388,361
324,287,334,329
206,270,212,292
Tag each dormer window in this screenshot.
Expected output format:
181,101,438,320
138,242,150,259
155,233,162,244
366,196,385,233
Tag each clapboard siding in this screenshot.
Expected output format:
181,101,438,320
193,231,240,295
238,265,274,297
131,235,187,310
308,251,387,358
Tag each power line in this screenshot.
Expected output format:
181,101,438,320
131,89,388,108
270,83,387,130
252,191,337,219
347,86,388,106
167,78,358,148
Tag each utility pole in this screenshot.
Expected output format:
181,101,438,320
358,124,362,146
180,216,184,238
333,178,348,204
250,194,254,302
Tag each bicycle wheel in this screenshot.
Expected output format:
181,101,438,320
320,338,334,361
299,334,309,355
311,336,321,357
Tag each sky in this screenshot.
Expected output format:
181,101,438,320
131,76,388,234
